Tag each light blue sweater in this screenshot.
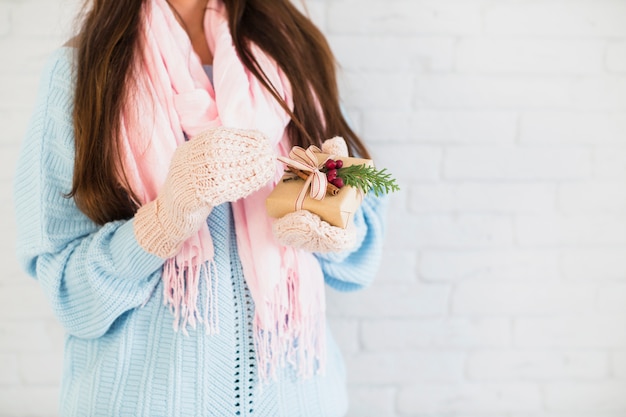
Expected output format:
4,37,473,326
14,47,387,417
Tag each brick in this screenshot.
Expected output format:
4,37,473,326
420,249,561,282
341,71,413,110
0,386,60,416
386,214,514,250
456,38,604,75
360,111,411,143
483,1,626,37
45,318,65,348
346,386,396,417
329,35,454,73
361,109,517,144
0,231,26,286
452,281,595,315
515,314,626,348
1,111,32,150
326,283,449,318
0,353,20,385
0,263,31,287
0,177,14,205
0,320,63,353
397,383,542,414
414,74,573,109
368,144,442,182
0,283,55,320
545,382,626,412
444,146,591,180
562,248,626,281
408,110,517,144
515,214,626,246
384,187,409,220
0,145,20,182
12,0,79,38
327,318,359,355
346,351,464,384
593,147,626,179
361,318,511,351
0,206,17,238
0,74,44,110
409,182,556,214
416,74,626,110
558,182,626,214
19,351,63,385
607,40,626,72
467,350,607,380
327,1,481,35
521,112,626,145
572,77,626,110
374,249,417,283
597,284,626,314
0,38,62,76
611,351,626,378
0,3,10,38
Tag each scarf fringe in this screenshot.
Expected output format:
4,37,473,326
253,266,327,382
163,257,219,336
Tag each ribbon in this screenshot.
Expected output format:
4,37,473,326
277,145,329,211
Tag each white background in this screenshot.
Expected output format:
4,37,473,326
2,0,626,416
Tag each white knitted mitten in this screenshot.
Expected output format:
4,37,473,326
272,210,357,253
272,136,357,253
191,127,276,206
321,135,349,156
134,127,275,258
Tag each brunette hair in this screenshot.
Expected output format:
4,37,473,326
69,0,371,225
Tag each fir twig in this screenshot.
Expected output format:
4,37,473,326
336,164,400,196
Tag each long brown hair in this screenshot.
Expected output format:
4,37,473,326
70,0,371,225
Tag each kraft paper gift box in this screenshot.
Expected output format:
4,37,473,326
265,152,373,229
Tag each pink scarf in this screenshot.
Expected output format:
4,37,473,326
119,0,326,380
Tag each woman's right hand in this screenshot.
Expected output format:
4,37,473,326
190,127,276,207
133,127,275,258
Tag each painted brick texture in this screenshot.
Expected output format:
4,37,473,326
1,0,626,416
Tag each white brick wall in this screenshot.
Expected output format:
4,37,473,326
2,0,626,416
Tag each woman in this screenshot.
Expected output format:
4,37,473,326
14,0,387,415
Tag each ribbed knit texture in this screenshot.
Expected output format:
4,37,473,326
13,47,388,417
133,127,275,259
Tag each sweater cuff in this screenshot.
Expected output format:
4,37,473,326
110,219,165,279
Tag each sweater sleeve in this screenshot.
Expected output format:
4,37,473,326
13,48,165,339
314,192,388,292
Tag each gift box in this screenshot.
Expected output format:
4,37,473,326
266,151,373,229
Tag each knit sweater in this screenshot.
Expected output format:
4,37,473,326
13,47,387,417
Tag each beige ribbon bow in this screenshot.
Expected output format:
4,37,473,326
277,145,329,211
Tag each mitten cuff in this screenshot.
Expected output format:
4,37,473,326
133,200,183,259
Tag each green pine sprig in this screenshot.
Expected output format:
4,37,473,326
336,164,400,196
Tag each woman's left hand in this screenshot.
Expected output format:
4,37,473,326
272,136,357,253
272,210,357,253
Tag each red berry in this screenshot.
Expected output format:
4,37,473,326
326,169,337,181
331,177,344,188
335,159,344,169
325,159,337,170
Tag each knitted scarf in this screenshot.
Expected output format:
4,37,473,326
119,0,326,380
